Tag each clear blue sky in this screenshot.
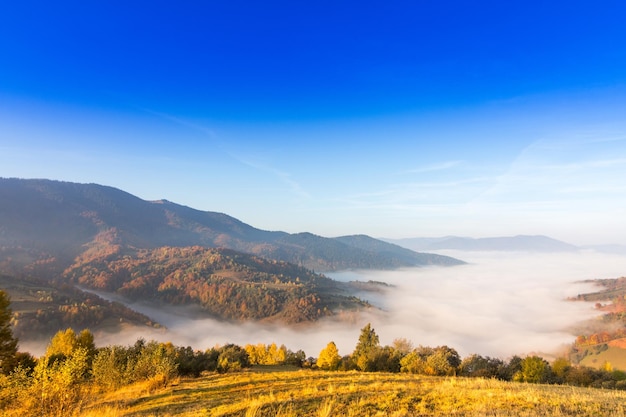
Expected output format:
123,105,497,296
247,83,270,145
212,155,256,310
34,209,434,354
2,1,626,245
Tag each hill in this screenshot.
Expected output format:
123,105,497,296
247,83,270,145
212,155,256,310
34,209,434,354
385,235,579,252
80,369,626,417
63,245,371,324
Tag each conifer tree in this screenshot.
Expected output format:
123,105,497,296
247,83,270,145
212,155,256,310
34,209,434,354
352,323,380,371
0,290,18,374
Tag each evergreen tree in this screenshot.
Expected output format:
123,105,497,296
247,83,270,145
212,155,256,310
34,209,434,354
0,290,18,374
352,323,380,371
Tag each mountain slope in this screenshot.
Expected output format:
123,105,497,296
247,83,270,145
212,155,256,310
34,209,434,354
0,178,462,271
335,234,463,266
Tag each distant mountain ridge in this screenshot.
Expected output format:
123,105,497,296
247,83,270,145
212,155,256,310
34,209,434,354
383,235,579,252
0,178,463,271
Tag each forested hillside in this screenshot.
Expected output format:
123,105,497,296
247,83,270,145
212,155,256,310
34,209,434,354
64,245,370,323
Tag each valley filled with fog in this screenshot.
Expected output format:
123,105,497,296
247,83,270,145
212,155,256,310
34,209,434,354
27,250,626,361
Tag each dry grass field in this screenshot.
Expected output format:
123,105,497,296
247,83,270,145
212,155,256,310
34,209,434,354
78,368,626,417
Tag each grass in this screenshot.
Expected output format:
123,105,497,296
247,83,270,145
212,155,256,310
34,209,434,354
579,345,626,371
79,369,626,417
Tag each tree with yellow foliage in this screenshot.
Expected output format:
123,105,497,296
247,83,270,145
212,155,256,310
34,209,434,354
317,341,341,371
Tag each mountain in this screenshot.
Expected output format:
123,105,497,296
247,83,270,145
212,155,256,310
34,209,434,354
0,178,462,271
384,235,579,252
0,178,464,337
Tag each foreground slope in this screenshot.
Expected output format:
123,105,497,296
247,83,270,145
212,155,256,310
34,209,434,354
80,370,626,417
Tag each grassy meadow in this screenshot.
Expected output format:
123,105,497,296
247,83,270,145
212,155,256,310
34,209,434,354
580,344,626,371
77,368,626,417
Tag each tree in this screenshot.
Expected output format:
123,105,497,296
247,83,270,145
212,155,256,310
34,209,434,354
425,346,460,376
352,323,380,371
0,290,18,374
551,357,571,383
459,354,505,379
392,338,414,356
216,344,250,373
92,345,130,389
46,328,96,365
46,328,78,358
76,329,96,356
400,346,433,374
317,342,341,370
31,347,91,415
285,349,306,367
370,345,402,372
514,355,551,383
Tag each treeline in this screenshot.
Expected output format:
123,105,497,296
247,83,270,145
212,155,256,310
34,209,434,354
315,324,626,389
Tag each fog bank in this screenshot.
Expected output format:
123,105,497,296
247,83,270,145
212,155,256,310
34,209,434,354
86,251,626,360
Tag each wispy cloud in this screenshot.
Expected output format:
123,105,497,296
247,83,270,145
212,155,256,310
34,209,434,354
139,108,219,140
234,154,311,200
402,160,463,174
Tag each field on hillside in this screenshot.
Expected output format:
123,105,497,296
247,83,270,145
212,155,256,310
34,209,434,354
78,369,626,417
579,342,626,371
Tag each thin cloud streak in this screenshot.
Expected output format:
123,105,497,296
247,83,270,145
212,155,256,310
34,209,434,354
231,154,312,200
138,108,219,140
402,160,463,174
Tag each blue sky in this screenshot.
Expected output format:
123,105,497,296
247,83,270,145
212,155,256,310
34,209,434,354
2,1,626,244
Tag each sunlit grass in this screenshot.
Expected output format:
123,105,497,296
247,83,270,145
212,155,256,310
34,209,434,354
80,369,626,416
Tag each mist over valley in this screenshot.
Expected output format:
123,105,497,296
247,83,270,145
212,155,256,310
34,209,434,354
2,178,626,365
61,250,626,362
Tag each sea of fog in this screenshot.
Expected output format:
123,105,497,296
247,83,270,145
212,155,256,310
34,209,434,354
24,251,626,360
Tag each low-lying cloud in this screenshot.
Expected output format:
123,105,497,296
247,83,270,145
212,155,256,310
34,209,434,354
63,251,626,360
